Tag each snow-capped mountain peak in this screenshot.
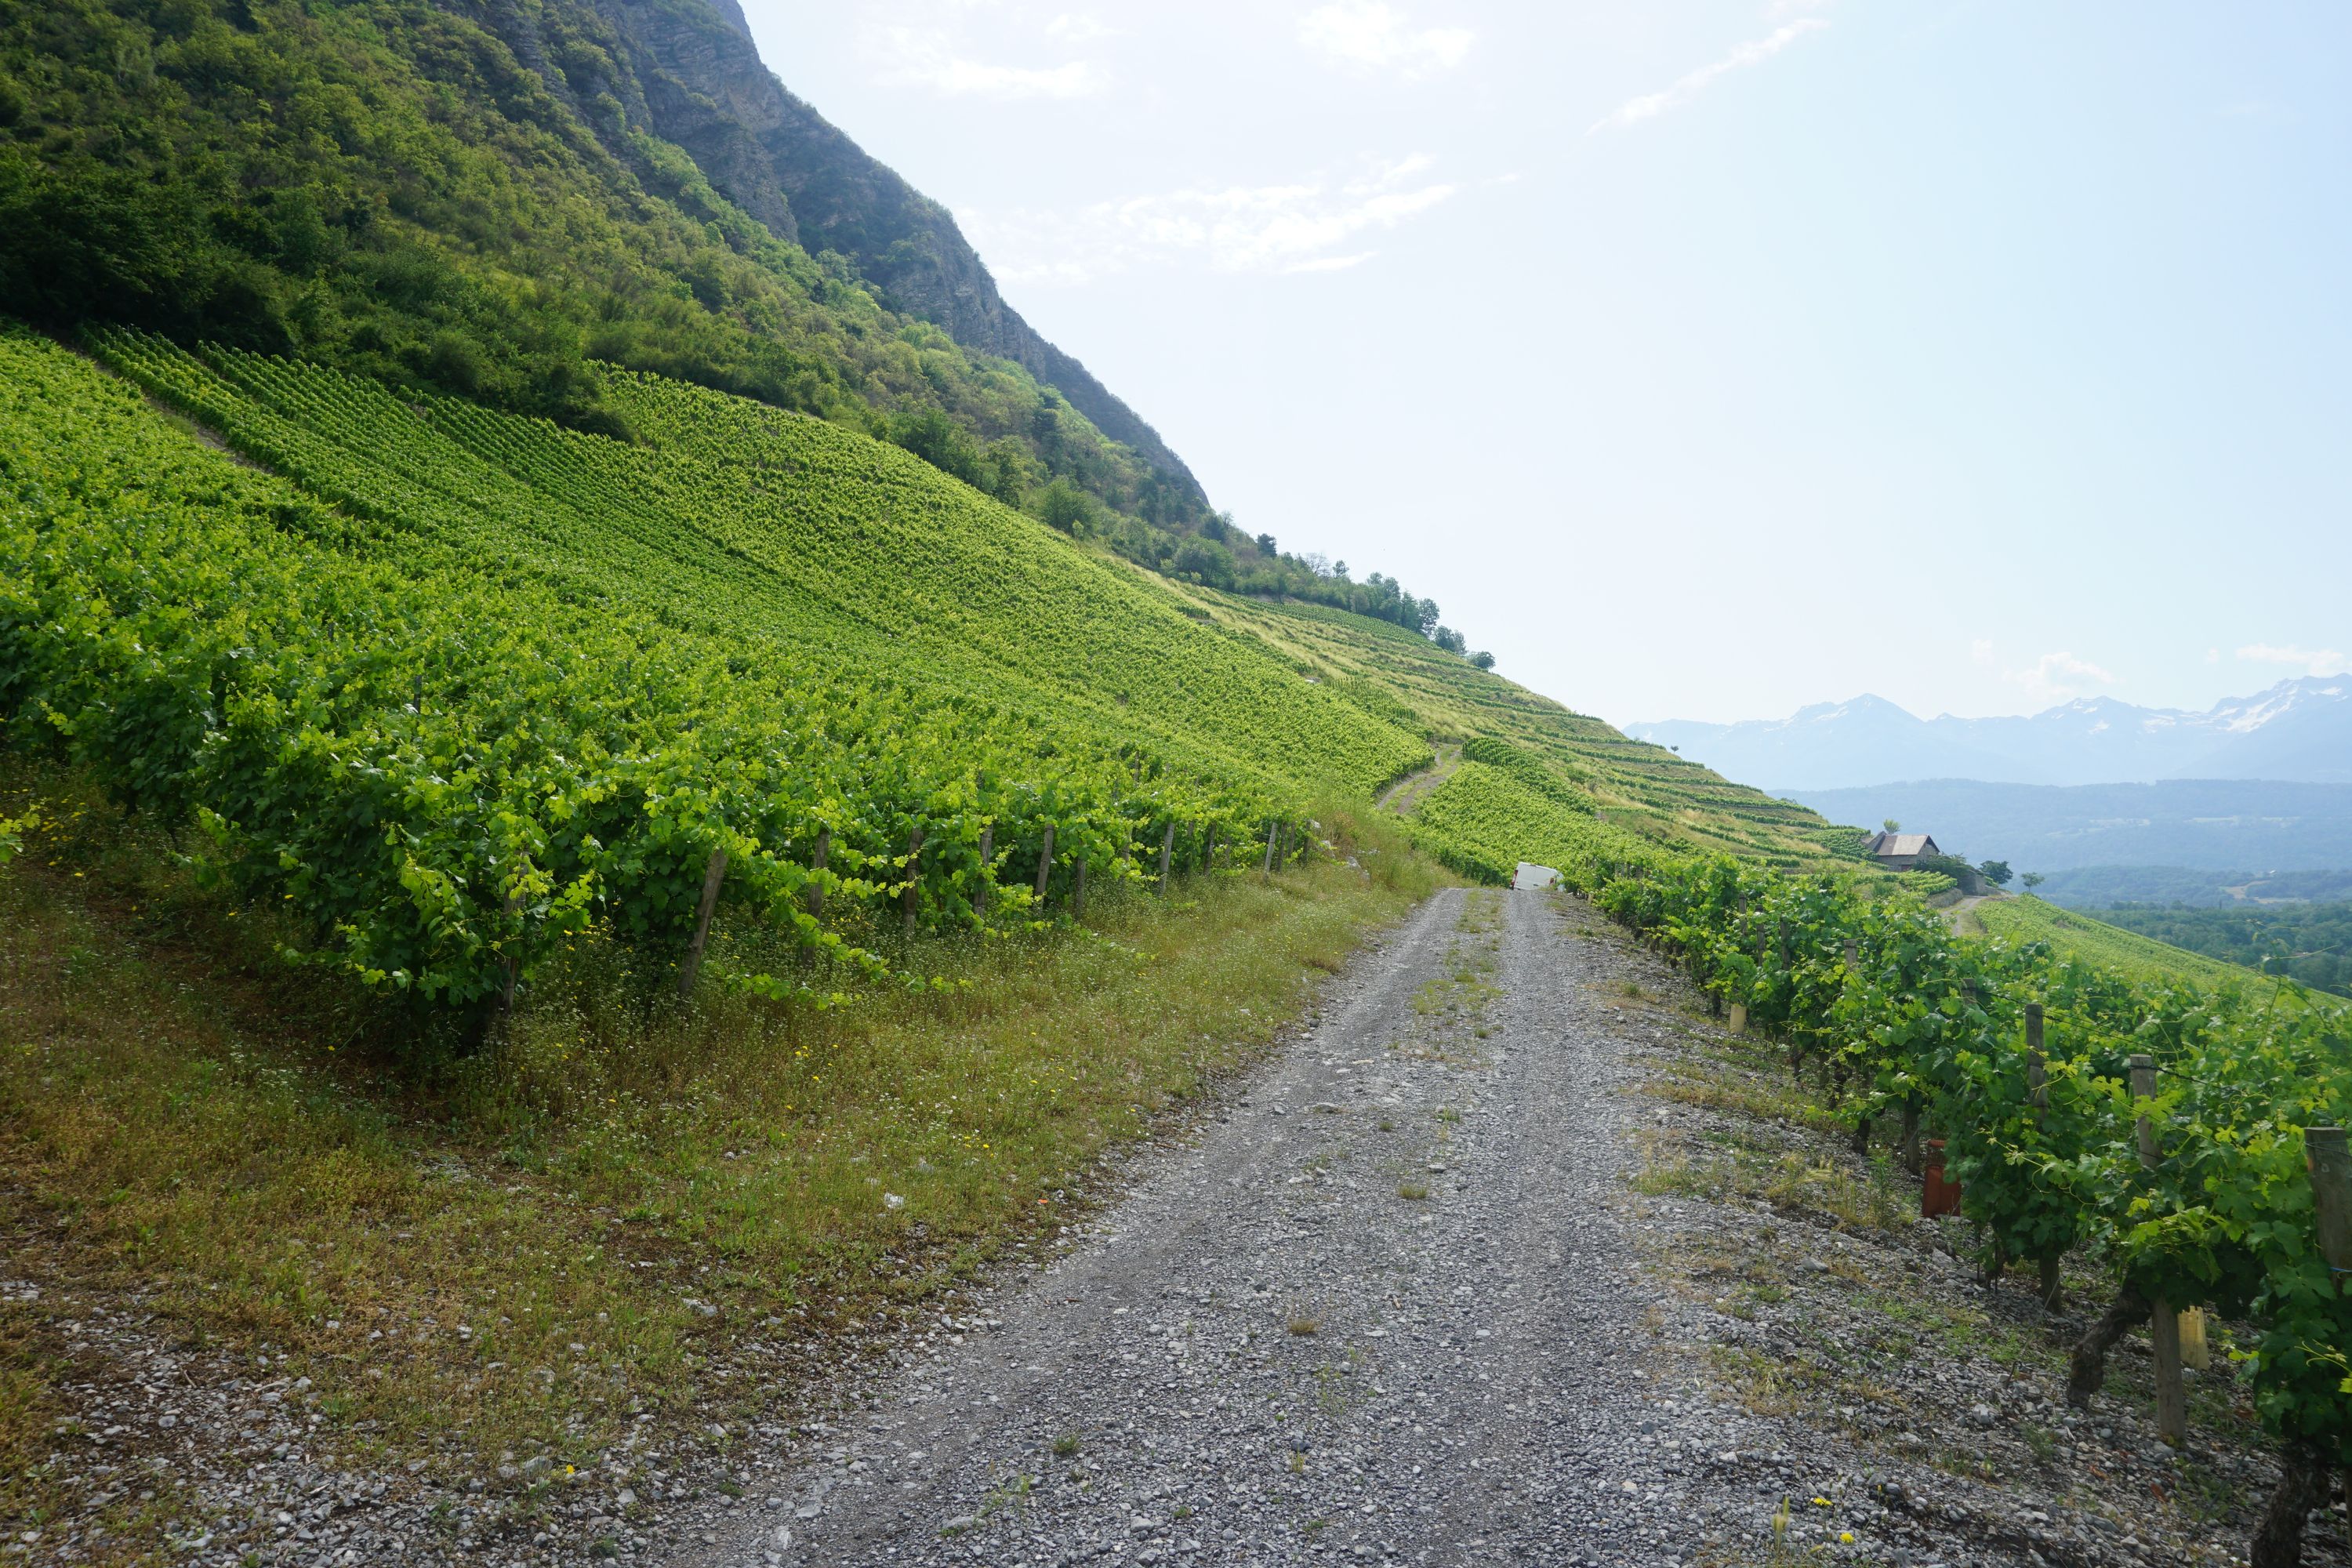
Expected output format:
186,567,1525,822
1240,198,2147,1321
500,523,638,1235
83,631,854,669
1626,677,2350,791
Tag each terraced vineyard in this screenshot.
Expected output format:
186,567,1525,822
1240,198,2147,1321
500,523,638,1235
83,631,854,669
4,328,1371,1018
0,322,1862,1028
1154,583,1860,876
92,332,1429,799
1973,893,2309,996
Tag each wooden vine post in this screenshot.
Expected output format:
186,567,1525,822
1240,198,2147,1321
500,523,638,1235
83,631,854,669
806,828,829,916
1072,854,1087,918
1158,821,1175,893
2130,1052,2187,1445
1777,918,1801,1081
2025,1002,2048,1109
499,890,524,1011
678,848,728,1000
2308,1127,2352,1283
1261,820,1276,875
902,826,924,937
975,824,994,916
1035,822,1055,905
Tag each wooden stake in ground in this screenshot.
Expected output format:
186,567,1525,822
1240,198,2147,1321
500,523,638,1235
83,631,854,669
902,826,924,937
2307,1126,2352,1282
1035,822,1055,904
2130,1052,2187,1446
1072,855,1087,919
678,848,728,1000
2025,1003,2048,1109
976,824,994,916
501,889,523,1010
1261,820,1276,875
807,828,829,917
1158,821,1175,892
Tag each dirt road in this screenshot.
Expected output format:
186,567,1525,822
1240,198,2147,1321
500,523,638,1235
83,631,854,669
694,888,1782,1568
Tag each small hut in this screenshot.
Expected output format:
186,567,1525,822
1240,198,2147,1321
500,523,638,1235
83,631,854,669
1861,832,1942,872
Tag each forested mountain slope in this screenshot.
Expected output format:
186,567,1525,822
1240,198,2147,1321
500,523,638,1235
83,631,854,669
562,0,1199,497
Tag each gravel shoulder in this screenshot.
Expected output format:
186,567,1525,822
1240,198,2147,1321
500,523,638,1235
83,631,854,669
695,887,1769,1568
686,888,2348,1568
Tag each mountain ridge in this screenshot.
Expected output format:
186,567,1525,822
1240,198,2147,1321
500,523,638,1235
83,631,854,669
1784,779,2352,875
1629,677,2350,790
533,0,1204,501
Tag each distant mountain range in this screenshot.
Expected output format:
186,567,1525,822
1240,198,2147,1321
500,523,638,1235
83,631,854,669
2032,866,2352,909
1784,779,2352,876
1628,677,2350,792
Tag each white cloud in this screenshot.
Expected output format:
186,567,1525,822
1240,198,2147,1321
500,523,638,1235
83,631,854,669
959,156,1460,285
1299,1,1473,78
2236,643,2348,677
2003,650,2118,708
1589,19,1827,133
1044,13,1116,45
876,27,1109,99
866,5,1111,100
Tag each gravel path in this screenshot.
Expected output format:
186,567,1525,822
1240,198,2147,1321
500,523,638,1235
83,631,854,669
695,887,1760,1568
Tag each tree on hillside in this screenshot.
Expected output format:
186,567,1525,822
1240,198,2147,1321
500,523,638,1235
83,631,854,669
1172,535,1236,588
1034,478,1096,536
1978,859,2013,887
1882,818,1901,833
1468,651,1496,671
2022,871,2045,891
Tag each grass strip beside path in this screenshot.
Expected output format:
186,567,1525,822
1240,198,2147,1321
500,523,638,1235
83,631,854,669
0,774,1436,1546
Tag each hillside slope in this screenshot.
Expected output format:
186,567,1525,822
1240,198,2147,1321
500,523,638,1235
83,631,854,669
0,0,1457,631
1158,589,1858,880
0,0,1192,523
5,321,1846,1014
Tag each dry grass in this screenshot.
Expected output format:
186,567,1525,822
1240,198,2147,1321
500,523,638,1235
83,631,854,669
1639,1054,1849,1137
0,768,1436,1539
1632,1129,1913,1236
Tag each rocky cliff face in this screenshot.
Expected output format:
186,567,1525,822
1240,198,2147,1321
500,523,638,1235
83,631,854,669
466,0,1202,503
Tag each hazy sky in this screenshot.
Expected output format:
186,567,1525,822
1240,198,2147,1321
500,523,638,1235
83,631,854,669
739,1,2350,726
